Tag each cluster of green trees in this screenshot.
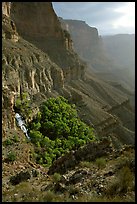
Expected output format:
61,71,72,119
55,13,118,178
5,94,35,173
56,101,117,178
28,96,96,166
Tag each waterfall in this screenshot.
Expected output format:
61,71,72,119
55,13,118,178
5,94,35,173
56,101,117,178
15,113,30,140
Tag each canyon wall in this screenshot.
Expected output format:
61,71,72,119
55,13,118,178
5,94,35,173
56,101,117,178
59,18,112,72
10,2,85,81
60,18,135,92
2,2,134,146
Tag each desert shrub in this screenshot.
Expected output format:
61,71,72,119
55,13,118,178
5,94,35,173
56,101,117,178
68,186,80,196
4,135,19,146
4,138,13,146
105,180,119,196
79,161,93,168
10,171,31,185
95,157,106,169
42,191,55,202
52,172,61,183
12,135,19,143
117,166,134,192
106,166,134,196
116,155,134,171
6,151,16,162
28,96,96,166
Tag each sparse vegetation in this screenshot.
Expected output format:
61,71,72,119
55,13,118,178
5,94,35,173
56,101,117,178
79,161,93,168
42,191,55,202
4,138,13,146
118,166,134,192
3,135,19,146
6,151,16,162
15,92,32,119
12,135,19,143
105,166,134,196
52,172,61,183
95,157,106,169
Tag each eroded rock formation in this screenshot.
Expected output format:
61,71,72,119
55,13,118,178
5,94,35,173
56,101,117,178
2,2,11,17
10,2,82,81
48,138,112,175
59,18,110,72
2,2,135,147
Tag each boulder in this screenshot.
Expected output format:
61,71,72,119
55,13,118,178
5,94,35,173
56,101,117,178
10,170,31,185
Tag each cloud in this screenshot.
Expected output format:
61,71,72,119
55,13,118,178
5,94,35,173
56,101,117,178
52,2,135,35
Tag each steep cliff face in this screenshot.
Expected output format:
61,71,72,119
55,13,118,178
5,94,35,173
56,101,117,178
10,2,84,81
59,18,112,72
2,2,11,17
60,19,98,58
10,3,65,43
2,2,134,147
2,3,19,42
2,4,65,130
60,18,135,93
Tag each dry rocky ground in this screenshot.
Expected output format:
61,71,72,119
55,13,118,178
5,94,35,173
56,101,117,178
2,129,135,202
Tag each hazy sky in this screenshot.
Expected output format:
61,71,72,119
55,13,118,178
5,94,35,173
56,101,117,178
52,2,135,35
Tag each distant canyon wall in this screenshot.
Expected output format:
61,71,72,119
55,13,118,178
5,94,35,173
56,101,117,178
59,18,112,72
60,18,135,92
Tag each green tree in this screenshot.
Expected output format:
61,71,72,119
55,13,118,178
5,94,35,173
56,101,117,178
28,96,96,166
29,130,43,144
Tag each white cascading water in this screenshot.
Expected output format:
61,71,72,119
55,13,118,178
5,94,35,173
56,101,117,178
15,113,30,140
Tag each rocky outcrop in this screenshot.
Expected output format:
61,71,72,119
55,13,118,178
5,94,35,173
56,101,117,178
2,3,19,42
10,170,31,185
2,14,19,42
60,19,99,57
2,2,11,17
2,35,66,130
48,138,112,175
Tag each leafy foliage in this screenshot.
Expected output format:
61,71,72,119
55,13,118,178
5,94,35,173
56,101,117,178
12,135,19,143
28,96,96,166
3,135,19,146
15,92,32,119
52,172,61,183
95,157,106,169
4,138,13,146
6,151,16,162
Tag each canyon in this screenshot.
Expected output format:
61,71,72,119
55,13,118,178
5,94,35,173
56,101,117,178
2,2,135,146
2,2,135,202
59,18,135,94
